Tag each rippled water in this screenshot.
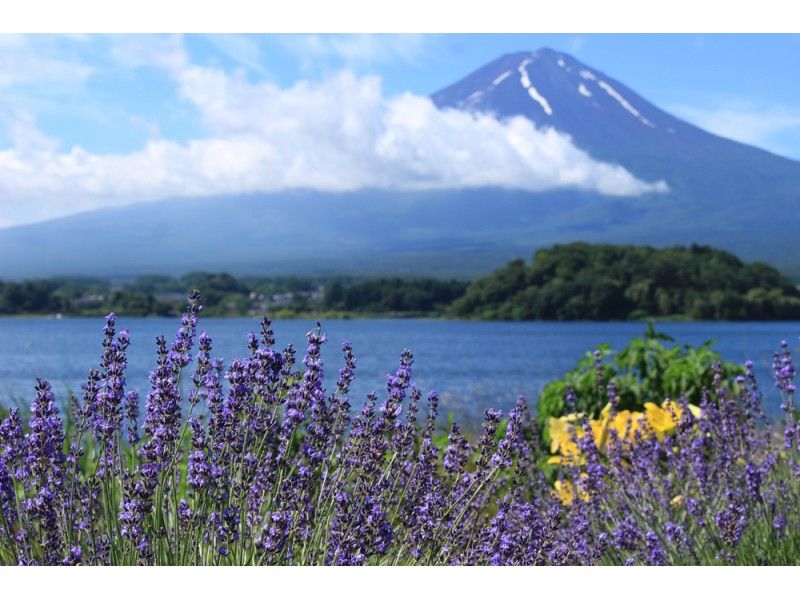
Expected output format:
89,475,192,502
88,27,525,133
1,317,797,426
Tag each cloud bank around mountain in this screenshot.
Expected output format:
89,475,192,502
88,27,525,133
0,36,668,227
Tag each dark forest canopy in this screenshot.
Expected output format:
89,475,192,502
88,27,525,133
322,278,466,313
448,243,800,321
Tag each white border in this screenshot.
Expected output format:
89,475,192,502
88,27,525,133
1,0,796,590
0,564,791,597
0,0,797,33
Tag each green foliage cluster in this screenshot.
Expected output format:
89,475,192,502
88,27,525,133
0,279,69,314
450,242,800,320
0,272,467,318
0,272,325,317
535,323,745,428
323,277,467,314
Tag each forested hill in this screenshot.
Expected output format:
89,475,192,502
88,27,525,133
448,243,800,321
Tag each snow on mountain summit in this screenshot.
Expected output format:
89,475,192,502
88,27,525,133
431,48,663,133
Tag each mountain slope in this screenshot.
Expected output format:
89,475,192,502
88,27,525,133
2,48,800,280
0,189,614,278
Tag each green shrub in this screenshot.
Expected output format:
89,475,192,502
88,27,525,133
536,323,744,429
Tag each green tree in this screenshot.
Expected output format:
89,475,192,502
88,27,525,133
450,242,800,321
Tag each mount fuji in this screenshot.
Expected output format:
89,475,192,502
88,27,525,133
2,48,800,280
433,47,800,209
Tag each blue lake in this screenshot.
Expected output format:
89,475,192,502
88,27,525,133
0,317,798,427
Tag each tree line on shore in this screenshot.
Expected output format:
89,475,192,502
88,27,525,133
3,243,800,320
0,272,466,317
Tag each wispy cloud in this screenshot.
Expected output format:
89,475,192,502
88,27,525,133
0,110,61,153
106,34,189,73
1,35,182,142
670,99,800,157
563,35,587,55
0,35,94,92
204,34,271,77
278,34,432,70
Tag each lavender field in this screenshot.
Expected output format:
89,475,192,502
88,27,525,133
1,294,799,565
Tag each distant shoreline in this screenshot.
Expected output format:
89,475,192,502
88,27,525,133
2,312,800,323
4,243,800,322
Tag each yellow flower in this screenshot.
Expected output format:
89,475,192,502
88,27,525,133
553,441,583,465
549,406,645,463
670,494,684,508
607,410,646,444
590,416,609,451
547,414,580,454
661,399,703,423
547,414,584,464
553,475,590,507
554,480,575,506
644,402,675,440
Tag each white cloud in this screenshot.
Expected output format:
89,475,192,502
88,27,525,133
0,62,667,227
0,35,177,145
0,35,94,91
106,34,189,73
563,35,587,55
1,110,61,153
204,34,271,77
671,100,800,156
279,34,431,69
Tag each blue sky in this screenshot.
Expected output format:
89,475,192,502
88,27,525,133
1,34,799,227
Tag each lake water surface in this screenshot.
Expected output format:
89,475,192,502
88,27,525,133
1,317,797,426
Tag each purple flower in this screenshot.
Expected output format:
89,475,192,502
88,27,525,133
644,531,666,566
715,498,747,554
443,423,471,474
62,545,82,566
256,511,292,556
124,390,139,445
